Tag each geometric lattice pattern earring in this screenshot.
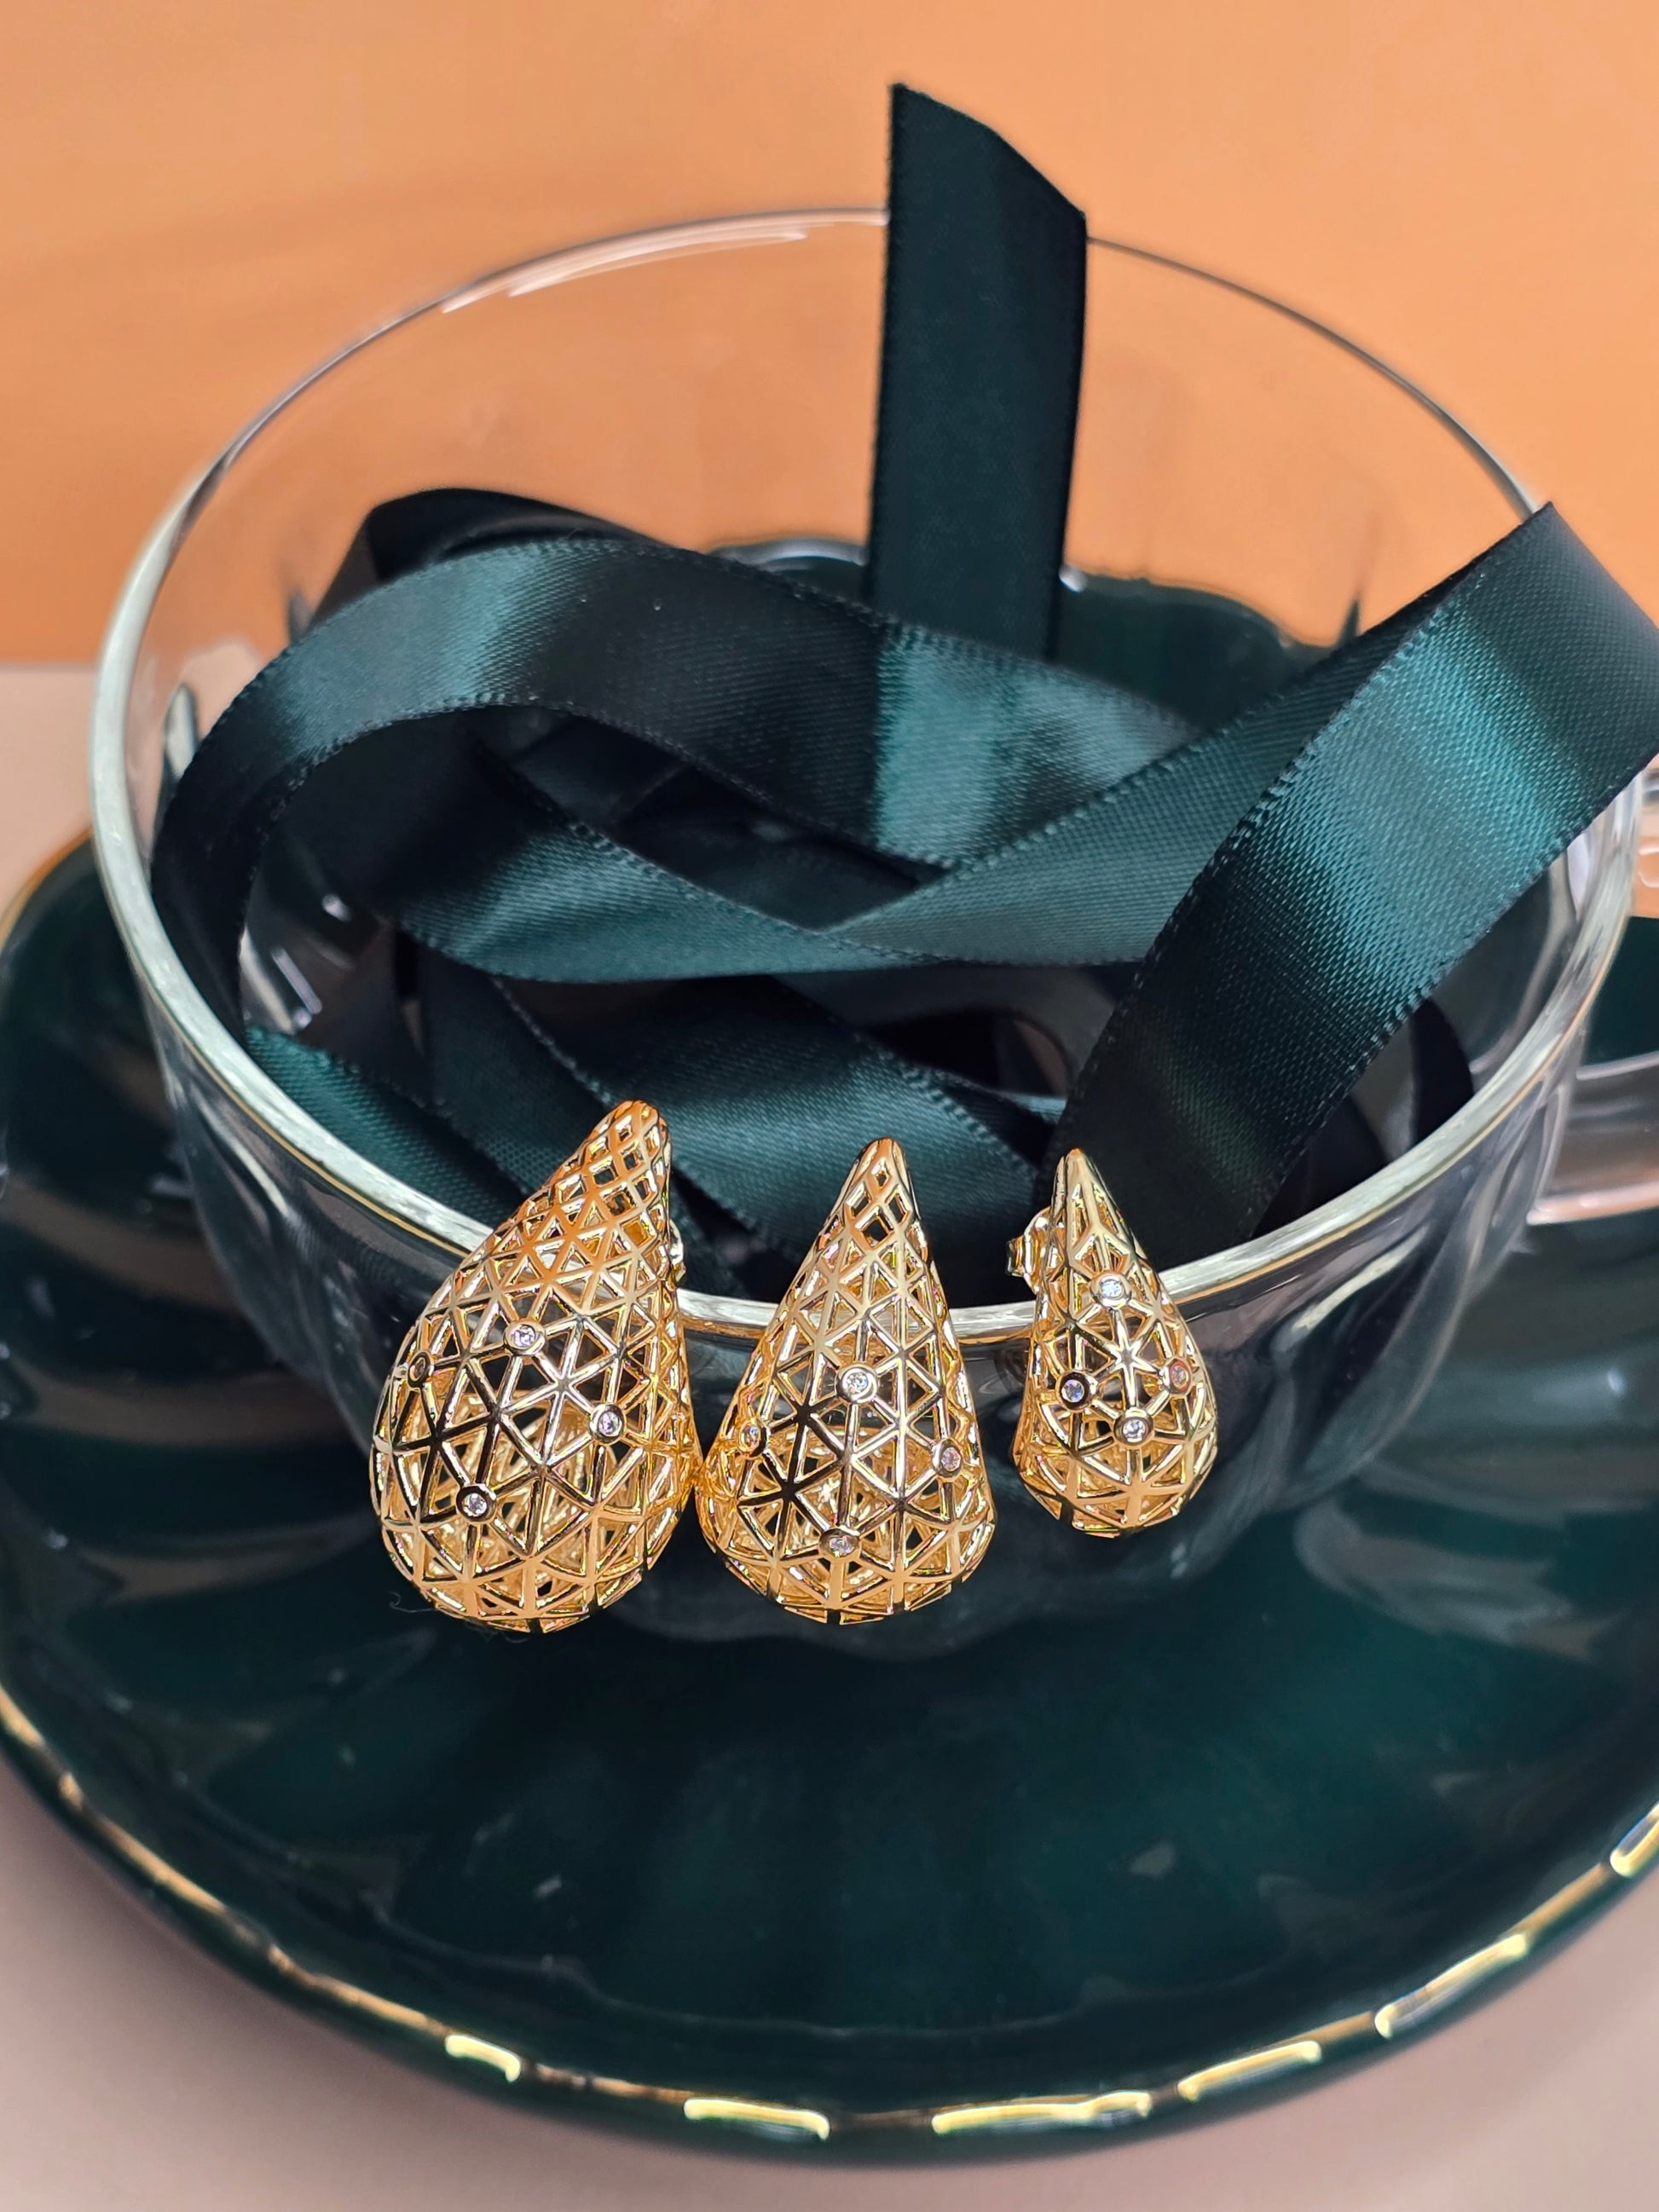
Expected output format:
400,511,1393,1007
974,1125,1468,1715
370,1100,700,1632
1009,1148,1217,1537
697,1137,995,1624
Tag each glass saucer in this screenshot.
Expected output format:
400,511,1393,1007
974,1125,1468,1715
4,843,1658,2160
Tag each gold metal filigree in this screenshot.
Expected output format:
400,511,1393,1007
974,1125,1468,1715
698,1137,994,1622
370,1100,699,1631
1009,1148,1217,1536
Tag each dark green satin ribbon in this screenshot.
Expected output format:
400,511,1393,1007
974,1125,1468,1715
153,496,1658,1288
1055,514,1659,1256
868,88,1085,653
147,87,1659,1298
159,531,1324,1016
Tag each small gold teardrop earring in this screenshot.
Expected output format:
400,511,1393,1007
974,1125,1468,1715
1009,1150,1217,1536
698,1137,995,1623
371,1100,702,1631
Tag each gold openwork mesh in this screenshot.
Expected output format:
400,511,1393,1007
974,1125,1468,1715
698,1138,995,1622
1010,1147,1217,1536
371,1100,699,1631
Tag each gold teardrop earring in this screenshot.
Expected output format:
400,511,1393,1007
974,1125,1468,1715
1009,1149,1217,1536
698,1137,995,1623
371,1100,702,1631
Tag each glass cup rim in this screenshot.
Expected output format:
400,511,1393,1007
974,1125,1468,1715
86,207,1641,1346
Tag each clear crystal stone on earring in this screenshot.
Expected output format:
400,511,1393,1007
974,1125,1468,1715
1010,1149,1217,1537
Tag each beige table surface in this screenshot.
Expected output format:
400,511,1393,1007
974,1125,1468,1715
4,665,1656,2208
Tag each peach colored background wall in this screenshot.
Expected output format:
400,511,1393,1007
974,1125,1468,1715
4,0,1658,661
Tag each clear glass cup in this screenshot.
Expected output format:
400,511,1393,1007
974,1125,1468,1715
89,211,1643,1649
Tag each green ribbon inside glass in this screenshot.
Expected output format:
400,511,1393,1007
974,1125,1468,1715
149,88,1659,1306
